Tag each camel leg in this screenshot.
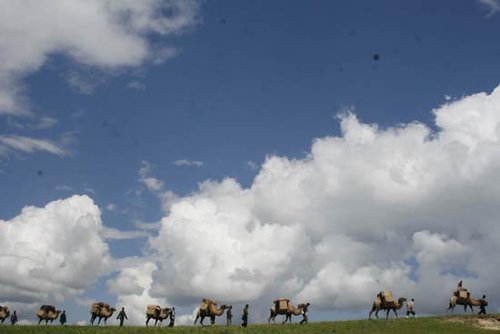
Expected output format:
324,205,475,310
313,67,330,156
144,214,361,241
211,315,215,325
375,309,380,319
268,310,274,323
386,309,390,320
393,308,398,318
38,318,42,325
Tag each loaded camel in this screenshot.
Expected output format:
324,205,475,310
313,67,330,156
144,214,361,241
90,302,116,325
448,288,487,313
37,305,61,325
145,305,173,326
0,306,10,324
369,292,406,319
194,299,228,326
268,299,310,324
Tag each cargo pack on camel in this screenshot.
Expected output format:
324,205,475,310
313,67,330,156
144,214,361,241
275,298,290,312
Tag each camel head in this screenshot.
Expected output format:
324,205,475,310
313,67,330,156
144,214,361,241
220,304,229,310
110,307,117,312
398,297,407,304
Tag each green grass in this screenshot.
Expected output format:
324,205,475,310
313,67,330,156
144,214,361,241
1,316,498,334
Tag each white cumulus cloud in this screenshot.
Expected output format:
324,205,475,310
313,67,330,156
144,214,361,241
0,195,112,306
0,0,200,116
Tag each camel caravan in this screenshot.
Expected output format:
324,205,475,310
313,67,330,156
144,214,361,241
90,302,116,325
0,281,491,326
268,298,310,324
36,305,61,325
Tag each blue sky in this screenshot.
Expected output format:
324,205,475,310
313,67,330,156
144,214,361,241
2,0,500,325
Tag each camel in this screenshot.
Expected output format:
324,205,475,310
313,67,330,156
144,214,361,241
146,305,173,326
90,302,116,325
369,293,406,319
448,294,486,313
37,305,61,325
194,299,228,326
268,300,310,324
0,306,10,324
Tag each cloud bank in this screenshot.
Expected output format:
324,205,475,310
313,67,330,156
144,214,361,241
138,85,500,321
4,86,500,324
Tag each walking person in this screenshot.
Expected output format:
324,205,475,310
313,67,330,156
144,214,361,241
478,295,488,315
300,303,310,324
116,307,128,327
226,305,232,326
10,310,17,325
168,307,175,327
241,304,249,328
406,298,416,318
59,310,67,325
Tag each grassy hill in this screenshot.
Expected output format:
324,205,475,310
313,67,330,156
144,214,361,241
1,315,499,334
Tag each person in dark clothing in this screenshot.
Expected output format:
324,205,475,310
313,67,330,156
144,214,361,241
59,310,67,325
10,311,17,325
168,307,175,327
299,303,310,324
241,304,249,328
478,295,488,315
226,305,233,326
116,307,128,327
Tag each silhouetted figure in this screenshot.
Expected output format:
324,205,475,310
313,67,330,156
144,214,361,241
300,303,310,324
478,295,488,315
241,304,249,328
116,307,128,327
60,310,67,325
227,305,233,326
10,311,17,325
406,299,416,318
168,307,175,327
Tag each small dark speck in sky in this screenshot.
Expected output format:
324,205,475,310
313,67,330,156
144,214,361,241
220,18,226,24
37,170,43,176
373,53,380,61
